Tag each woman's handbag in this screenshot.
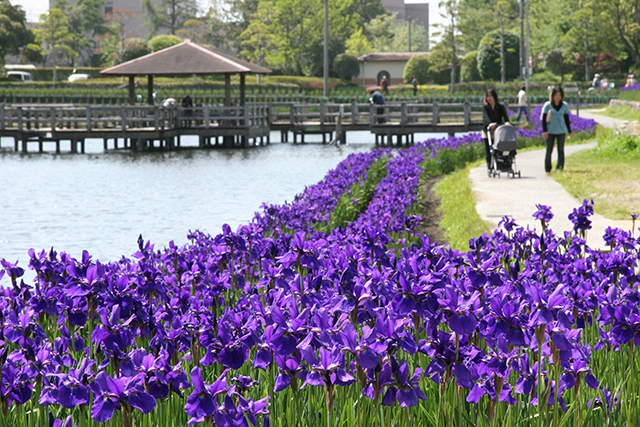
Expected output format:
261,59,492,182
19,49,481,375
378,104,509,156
546,109,552,123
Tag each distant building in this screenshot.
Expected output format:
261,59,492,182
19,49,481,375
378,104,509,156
382,0,429,33
49,0,147,38
355,52,429,87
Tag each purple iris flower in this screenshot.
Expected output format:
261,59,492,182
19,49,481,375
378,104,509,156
48,358,95,409
89,371,156,423
568,199,594,233
392,360,427,407
533,204,554,228
184,367,228,424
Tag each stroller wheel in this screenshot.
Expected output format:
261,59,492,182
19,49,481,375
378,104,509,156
518,171,521,178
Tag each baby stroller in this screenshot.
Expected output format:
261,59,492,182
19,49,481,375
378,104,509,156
488,124,521,178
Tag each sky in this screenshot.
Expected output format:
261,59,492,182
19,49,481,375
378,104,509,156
13,0,447,36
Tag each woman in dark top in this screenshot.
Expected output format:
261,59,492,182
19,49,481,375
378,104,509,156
482,88,510,172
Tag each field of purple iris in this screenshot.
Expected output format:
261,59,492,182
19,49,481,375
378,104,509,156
5,109,638,427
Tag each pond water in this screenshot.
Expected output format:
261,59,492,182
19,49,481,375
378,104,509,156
0,130,461,270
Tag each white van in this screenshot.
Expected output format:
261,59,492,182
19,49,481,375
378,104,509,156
7,71,33,82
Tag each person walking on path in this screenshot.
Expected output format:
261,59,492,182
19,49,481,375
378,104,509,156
515,85,529,122
482,88,510,173
380,75,389,95
541,86,571,173
412,77,418,96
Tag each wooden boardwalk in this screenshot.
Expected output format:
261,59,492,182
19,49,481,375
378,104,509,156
0,101,490,153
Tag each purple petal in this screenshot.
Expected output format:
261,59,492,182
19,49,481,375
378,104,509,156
128,391,156,414
91,396,119,423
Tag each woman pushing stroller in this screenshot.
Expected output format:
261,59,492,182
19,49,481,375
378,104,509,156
482,88,510,174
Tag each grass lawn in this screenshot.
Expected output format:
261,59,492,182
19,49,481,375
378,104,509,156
593,104,640,121
434,163,491,251
552,127,640,219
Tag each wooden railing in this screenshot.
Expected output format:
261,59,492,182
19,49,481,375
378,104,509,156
268,101,490,127
0,101,490,133
0,104,271,132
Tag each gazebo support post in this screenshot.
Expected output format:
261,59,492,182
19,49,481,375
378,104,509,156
240,74,246,106
223,74,233,148
224,74,231,107
128,76,135,105
147,75,154,105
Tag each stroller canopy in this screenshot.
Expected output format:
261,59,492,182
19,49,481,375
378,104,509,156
492,124,518,151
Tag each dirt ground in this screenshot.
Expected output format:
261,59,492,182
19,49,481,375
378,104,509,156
415,177,447,245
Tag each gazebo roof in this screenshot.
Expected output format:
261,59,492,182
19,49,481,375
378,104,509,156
101,40,272,76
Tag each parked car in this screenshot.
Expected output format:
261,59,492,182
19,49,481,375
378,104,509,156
7,71,33,82
68,73,90,82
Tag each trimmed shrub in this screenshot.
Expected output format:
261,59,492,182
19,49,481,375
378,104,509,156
333,54,360,81
461,51,481,82
477,30,520,81
148,35,182,52
403,54,430,85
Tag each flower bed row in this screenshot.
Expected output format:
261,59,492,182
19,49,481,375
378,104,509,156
0,111,621,427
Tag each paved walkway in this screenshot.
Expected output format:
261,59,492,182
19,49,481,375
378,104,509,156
469,110,633,249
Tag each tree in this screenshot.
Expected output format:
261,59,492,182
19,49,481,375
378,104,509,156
148,34,182,52
99,8,138,66
121,38,150,62
35,9,77,82
544,49,574,82
241,0,358,76
142,0,199,35
350,0,385,31
365,12,429,53
345,27,372,57
430,0,463,91
176,19,207,43
0,0,35,67
333,53,359,80
53,0,106,66
477,29,519,82
239,1,275,66
606,0,640,69
460,51,481,82
403,54,430,84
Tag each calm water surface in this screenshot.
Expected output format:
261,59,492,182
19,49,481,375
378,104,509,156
0,130,455,271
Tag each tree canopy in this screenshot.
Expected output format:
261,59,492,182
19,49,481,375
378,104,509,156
0,0,35,67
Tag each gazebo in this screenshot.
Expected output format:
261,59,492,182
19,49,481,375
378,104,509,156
101,40,271,106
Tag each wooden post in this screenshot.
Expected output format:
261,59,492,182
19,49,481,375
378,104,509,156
147,75,154,105
432,102,439,126
240,74,246,106
464,101,470,126
50,107,56,131
128,76,135,105
17,107,23,131
205,104,210,128
154,106,159,130
244,104,249,127
87,105,92,131
351,101,358,125
400,103,406,125
370,103,374,126
121,106,126,130
224,74,231,107
0,104,4,130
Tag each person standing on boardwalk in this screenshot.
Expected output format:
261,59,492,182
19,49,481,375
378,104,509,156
515,85,529,122
482,88,510,173
541,86,571,173
380,75,389,95
182,95,193,128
